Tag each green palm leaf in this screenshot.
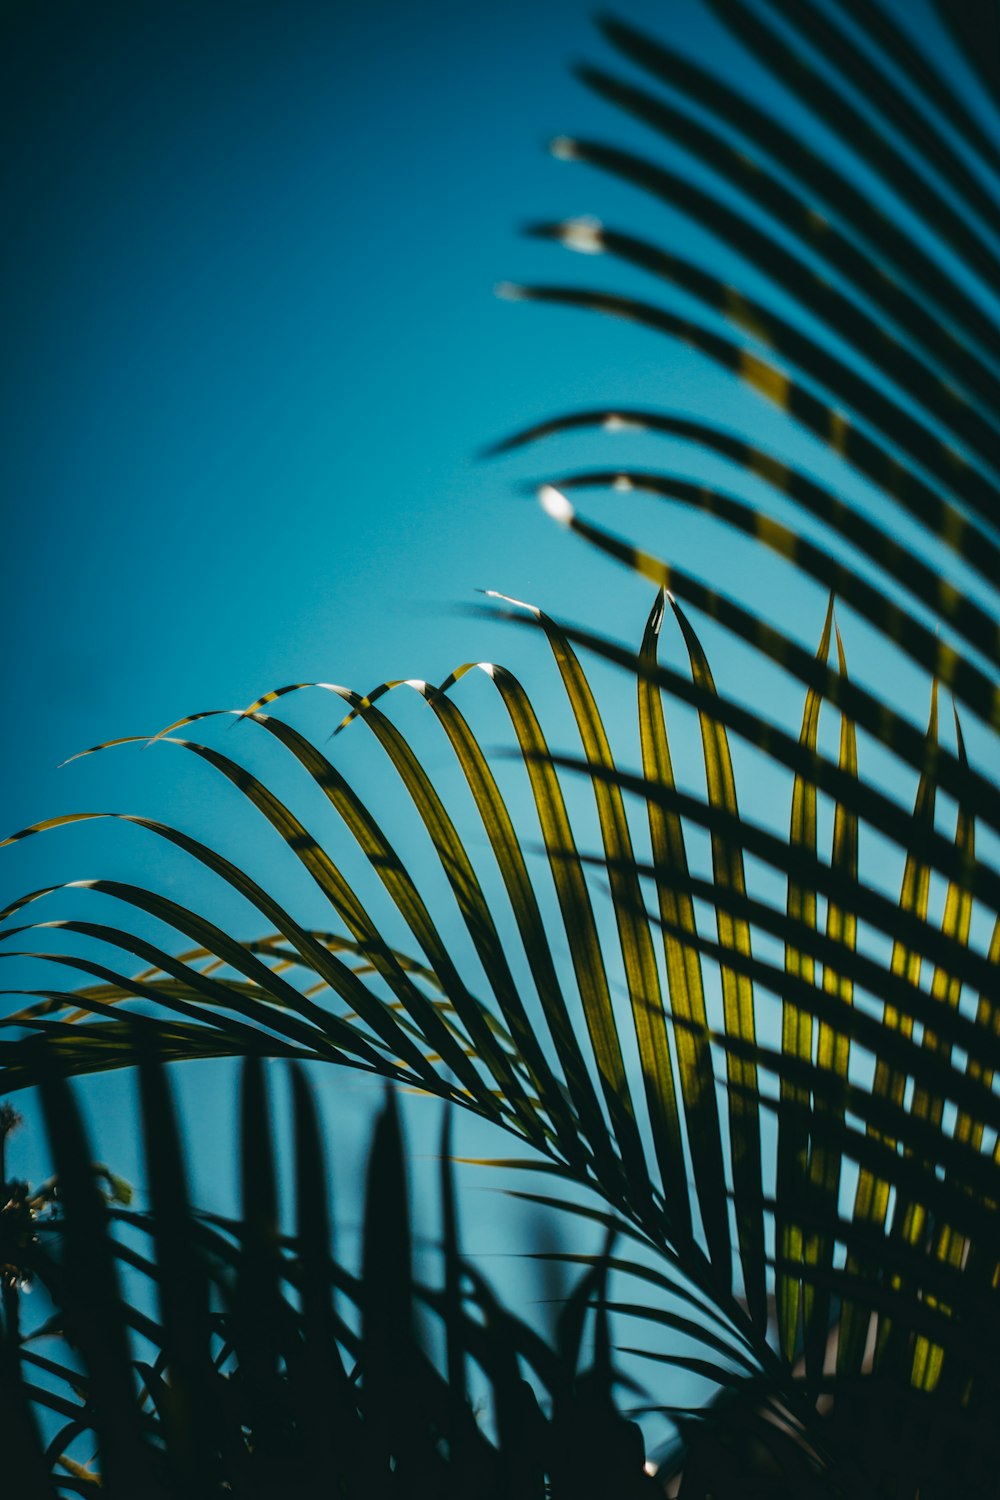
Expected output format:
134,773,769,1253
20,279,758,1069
4,4,1000,1492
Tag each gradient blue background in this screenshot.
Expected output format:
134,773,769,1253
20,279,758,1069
3,0,995,1437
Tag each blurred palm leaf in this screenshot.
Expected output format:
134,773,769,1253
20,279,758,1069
3,2,1000,1494
2,585,996,1491
492,0,1000,1486
0,1049,655,1497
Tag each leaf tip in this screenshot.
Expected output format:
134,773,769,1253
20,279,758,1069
538,484,575,525
556,216,606,254
647,589,666,637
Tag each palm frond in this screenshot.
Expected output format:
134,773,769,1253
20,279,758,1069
4,3,1000,1494
2,1047,661,1497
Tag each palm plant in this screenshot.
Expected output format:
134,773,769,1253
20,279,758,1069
2,1,999,1494
1,1050,652,1497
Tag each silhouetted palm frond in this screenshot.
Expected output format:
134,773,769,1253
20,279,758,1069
1,1046,655,1497
3,4,999,1495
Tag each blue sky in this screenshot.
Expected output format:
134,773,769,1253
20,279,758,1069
1,0,749,1174
3,0,996,1423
